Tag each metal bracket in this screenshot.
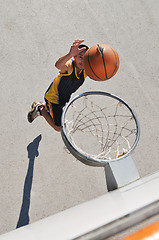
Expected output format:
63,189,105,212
104,155,140,191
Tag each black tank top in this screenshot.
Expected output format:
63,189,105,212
58,61,85,105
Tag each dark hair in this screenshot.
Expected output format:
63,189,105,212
79,44,89,51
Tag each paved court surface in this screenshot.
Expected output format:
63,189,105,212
0,0,159,235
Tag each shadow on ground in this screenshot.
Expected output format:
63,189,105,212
16,134,42,228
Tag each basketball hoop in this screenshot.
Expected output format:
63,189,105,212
61,91,140,167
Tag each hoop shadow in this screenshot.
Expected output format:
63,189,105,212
16,134,42,228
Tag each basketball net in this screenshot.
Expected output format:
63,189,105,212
63,92,139,162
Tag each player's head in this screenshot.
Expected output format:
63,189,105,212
74,44,89,70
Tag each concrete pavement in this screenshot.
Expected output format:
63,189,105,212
0,0,159,235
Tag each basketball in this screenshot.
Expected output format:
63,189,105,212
83,44,119,81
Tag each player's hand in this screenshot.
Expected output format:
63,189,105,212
69,40,86,57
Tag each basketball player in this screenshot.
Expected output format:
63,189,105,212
27,40,89,132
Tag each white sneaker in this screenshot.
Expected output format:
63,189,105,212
27,101,44,123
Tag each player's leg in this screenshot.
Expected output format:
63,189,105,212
27,100,62,132
41,101,62,132
39,105,61,132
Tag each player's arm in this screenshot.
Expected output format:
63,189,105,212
55,40,86,73
55,53,72,73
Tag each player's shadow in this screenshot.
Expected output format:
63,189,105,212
16,134,42,228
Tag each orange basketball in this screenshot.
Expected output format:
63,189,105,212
83,44,119,81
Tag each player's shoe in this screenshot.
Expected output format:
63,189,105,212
27,101,44,123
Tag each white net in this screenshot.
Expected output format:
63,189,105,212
63,93,138,161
